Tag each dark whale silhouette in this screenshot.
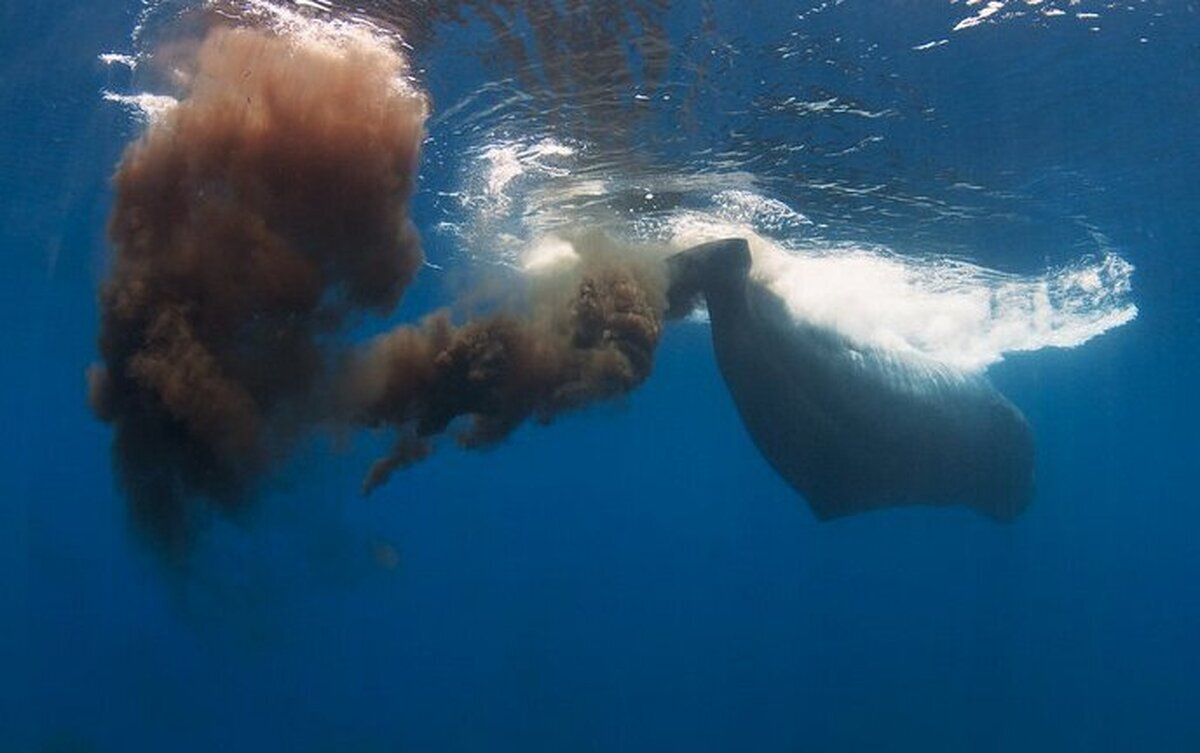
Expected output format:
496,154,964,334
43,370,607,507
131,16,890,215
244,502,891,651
667,238,1034,521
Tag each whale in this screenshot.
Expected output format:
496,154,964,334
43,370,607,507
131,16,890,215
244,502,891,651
666,238,1034,521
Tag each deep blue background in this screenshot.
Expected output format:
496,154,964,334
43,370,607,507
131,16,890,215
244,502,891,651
2,1,1198,751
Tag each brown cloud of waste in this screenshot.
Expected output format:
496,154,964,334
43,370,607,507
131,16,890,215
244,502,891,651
344,252,666,493
90,23,669,550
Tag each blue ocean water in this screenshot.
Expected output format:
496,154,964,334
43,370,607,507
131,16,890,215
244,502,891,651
2,1,1198,751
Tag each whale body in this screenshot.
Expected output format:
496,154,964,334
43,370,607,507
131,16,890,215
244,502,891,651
667,238,1034,521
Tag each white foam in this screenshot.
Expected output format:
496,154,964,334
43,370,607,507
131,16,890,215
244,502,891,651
666,215,1136,372
954,1,1006,31
98,52,138,69
479,138,576,199
102,91,178,122
520,234,580,275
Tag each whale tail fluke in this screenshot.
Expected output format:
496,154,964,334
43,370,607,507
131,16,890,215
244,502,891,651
665,238,751,319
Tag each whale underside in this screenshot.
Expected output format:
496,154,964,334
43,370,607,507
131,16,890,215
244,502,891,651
667,238,1034,521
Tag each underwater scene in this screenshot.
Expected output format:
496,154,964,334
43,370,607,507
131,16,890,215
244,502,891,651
2,0,1197,750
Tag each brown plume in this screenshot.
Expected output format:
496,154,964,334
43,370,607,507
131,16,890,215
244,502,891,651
89,25,426,547
345,251,667,493
91,22,672,550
